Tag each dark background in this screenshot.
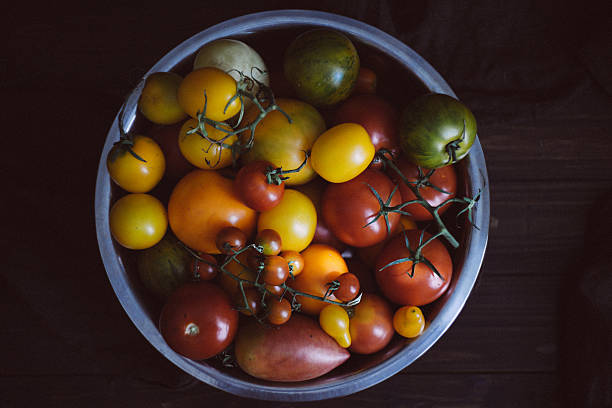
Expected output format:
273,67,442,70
3,1,611,407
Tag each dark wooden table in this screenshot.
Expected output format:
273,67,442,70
3,1,611,407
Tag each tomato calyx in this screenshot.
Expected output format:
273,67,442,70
444,120,467,166
110,102,147,163
364,182,410,236
380,151,481,249
378,228,445,281
264,151,310,185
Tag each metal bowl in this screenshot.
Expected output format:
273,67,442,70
95,9,490,401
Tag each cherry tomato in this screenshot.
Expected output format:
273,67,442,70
334,273,360,302
255,229,282,256
322,169,403,247
138,72,187,125
262,255,290,286
311,123,375,183
178,118,236,170
177,67,242,121
190,253,218,281
107,135,166,193
235,160,285,211
288,244,348,315
393,306,425,338
218,251,255,299
267,297,292,325
319,304,351,348
375,230,452,306
333,94,399,168
353,67,377,94
159,281,238,360
241,98,325,186
215,226,247,254
168,170,257,254
235,286,262,316
265,283,285,298
349,293,394,354
280,250,304,277
257,189,317,252
389,158,457,221
109,193,167,250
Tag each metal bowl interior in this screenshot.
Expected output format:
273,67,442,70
94,9,490,402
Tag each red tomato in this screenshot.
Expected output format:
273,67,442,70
235,160,285,211
159,282,238,360
389,158,457,221
321,169,403,247
375,230,452,306
333,94,399,168
349,293,394,354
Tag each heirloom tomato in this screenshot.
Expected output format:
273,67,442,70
349,293,394,354
321,169,402,247
311,123,375,183
389,159,457,221
257,189,317,253
333,94,399,165
284,29,359,107
106,135,165,193
399,93,477,168
178,118,236,170
168,170,257,254
393,306,425,338
375,230,452,306
234,160,285,211
109,193,167,250
288,244,348,315
241,98,325,185
159,281,238,360
138,71,187,125
177,67,241,121
319,304,351,348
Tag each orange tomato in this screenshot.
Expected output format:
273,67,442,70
167,170,257,254
288,244,348,315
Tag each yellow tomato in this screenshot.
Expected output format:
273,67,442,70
311,123,375,183
288,244,348,315
106,135,166,193
241,98,325,186
178,118,236,169
109,193,168,250
257,189,317,253
138,72,187,125
319,304,351,348
393,305,426,338
177,67,242,121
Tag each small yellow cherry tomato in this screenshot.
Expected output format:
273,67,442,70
280,250,305,277
393,305,425,338
311,123,375,183
109,193,168,250
177,67,242,121
178,118,236,169
257,189,317,252
319,304,351,348
138,72,187,125
106,135,166,193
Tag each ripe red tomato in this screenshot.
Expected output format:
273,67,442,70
159,282,238,360
333,94,399,168
321,169,403,247
375,230,452,306
235,160,285,211
389,158,457,221
349,293,394,354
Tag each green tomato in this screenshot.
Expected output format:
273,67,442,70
399,93,477,169
283,29,359,107
136,233,193,300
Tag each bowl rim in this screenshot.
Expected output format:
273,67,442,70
95,9,490,401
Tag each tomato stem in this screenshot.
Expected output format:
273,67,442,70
265,151,310,185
